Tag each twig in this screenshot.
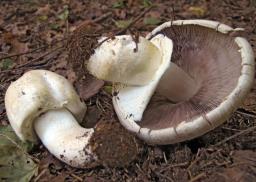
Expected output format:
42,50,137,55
92,12,112,23
154,171,174,182
160,162,189,173
0,38,66,61
213,125,256,147
15,45,63,69
236,110,256,118
34,168,47,182
70,173,83,182
189,172,206,182
0,45,48,60
116,6,153,35
96,6,153,48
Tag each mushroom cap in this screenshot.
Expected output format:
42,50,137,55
87,35,162,85
113,20,255,144
5,70,86,142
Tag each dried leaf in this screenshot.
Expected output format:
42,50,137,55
0,58,14,70
76,76,104,100
206,150,256,182
49,23,60,30
142,0,152,8
112,1,125,9
38,15,48,21
143,17,161,25
115,19,132,29
188,6,206,17
103,85,112,95
58,5,69,20
0,126,38,182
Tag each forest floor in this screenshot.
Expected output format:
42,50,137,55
0,0,256,181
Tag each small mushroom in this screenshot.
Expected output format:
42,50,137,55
88,20,255,144
5,70,138,168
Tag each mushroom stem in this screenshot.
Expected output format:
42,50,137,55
34,108,96,168
156,62,200,103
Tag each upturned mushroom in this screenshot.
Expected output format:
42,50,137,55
5,70,138,168
88,20,255,144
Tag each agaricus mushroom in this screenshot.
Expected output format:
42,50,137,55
5,70,138,168
88,20,255,145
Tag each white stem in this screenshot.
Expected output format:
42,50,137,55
156,62,200,102
34,109,96,168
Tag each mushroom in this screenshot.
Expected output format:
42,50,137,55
88,20,255,145
5,70,138,168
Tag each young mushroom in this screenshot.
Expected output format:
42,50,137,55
5,70,138,168
88,20,255,145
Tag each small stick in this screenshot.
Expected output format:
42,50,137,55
70,173,83,182
189,172,206,182
34,169,47,182
0,45,48,60
0,38,67,61
213,125,256,147
96,6,153,48
116,6,153,35
15,46,63,69
92,12,112,23
236,110,256,118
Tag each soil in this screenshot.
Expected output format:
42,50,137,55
0,0,256,181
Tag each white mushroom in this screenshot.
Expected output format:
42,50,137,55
88,20,255,145
5,70,138,168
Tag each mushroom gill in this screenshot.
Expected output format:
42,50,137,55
140,25,242,130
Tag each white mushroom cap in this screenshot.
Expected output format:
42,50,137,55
89,20,255,145
88,35,162,86
5,70,138,168
5,70,86,142
4,70,96,167
112,34,173,122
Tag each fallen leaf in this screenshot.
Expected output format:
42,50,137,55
115,19,132,29
84,105,102,128
58,5,69,20
0,58,14,70
143,17,161,25
49,23,60,30
103,85,112,95
112,1,125,9
142,0,152,8
206,150,256,182
38,15,48,21
0,125,38,182
35,4,51,16
75,75,104,100
188,6,206,17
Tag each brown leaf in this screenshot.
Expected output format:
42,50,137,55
35,152,66,182
206,150,256,182
75,75,104,100
83,105,102,128
35,4,51,16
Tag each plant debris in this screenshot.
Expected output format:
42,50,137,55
0,0,255,181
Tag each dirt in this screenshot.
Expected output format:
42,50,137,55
0,0,256,181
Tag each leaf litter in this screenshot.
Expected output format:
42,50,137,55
0,0,256,181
